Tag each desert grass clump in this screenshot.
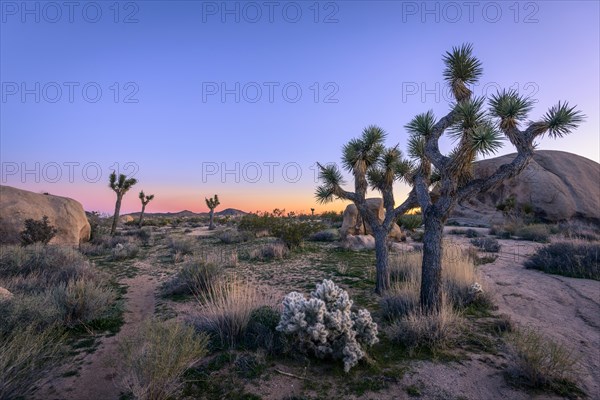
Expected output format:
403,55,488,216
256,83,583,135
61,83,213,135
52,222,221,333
0,292,61,336
470,237,501,252
117,319,209,400
277,279,379,372
525,241,600,280
110,242,140,261
0,244,95,288
161,259,223,297
193,277,276,349
168,236,195,256
557,220,600,241
386,296,460,353
506,326,580,394
248,242,289,261
51,278,115,328
0,325,64,400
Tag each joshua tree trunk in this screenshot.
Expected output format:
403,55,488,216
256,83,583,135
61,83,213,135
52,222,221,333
419,208,445,312
111,194,123,235
373,228,390,294
138,204,146,227
208,209,215,230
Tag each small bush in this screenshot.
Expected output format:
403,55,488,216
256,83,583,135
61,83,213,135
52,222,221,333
465,229,480,238
507,327,579,392
217,230,253,244
193,278,276,349
19,215,57,246
309,229,340,242
277,279,379,372
470,237,501,253
525,241,600,280
51,278,115,328
557,220,600,241
0,292,61,336
117,319,209,400
516,224,551,243
271,220,323,249
398,214,422,232
169,237,195,255
248,242,289,261
243,306,285,354
161,259,223,297
0,325,64,400
110,243,140,261
386,298,460,353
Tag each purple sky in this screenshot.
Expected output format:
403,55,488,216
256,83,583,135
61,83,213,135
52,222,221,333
1,1,598,214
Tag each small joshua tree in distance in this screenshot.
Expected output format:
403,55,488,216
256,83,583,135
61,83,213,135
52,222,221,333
138,191,155,227
109,171,137,235
205,194,220,230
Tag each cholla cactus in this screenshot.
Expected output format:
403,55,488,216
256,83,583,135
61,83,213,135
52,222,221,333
277,279,379,372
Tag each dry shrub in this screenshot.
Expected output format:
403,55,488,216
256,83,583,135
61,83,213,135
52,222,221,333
161,259,223,297
0,292,61,336
199,250,238,267
248,242,289,261
51,278,115,328
386,296,460,353
387,244,478,311
0,325,64,400
192,277,277,348
507,326,580,392
525,240,600,280
110,243,140,261
117,319,209,400
168,236,195,256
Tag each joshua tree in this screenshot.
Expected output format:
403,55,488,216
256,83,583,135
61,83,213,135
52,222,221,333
310,208,315,216
205,194,220,230
109,171,138,235
316,44,583,310
138,191,155,227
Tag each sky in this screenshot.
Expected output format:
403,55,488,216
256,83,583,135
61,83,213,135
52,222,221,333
1,0,599,215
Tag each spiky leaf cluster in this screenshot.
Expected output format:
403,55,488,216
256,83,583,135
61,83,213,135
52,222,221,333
443,43,483,102
109,171,137,195
139,191,155,206
205,194,220,210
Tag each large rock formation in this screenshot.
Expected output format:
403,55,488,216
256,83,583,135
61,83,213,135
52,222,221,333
0,185,91,245
340,198,405,241
450,151,600,225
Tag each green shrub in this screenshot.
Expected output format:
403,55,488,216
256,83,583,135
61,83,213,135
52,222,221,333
117,319,209,400
309,229,340,242
271,220,323,249
243,306,285,354
19,216,57,246
525,241,600,280
398,214,422,232
0,325,64,400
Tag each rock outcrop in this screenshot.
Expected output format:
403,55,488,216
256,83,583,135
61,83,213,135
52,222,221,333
450,151,600,224
0,185,91,245
340,198,405,241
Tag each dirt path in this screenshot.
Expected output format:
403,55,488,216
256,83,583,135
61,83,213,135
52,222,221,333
37,266,157,400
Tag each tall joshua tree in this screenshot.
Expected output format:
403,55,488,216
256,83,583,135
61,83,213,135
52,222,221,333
205,194,220,230
316,44,583,310
109,171,138,235
138,191,155,227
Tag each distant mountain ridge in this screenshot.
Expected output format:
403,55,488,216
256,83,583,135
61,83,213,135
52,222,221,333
123,208,247,218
